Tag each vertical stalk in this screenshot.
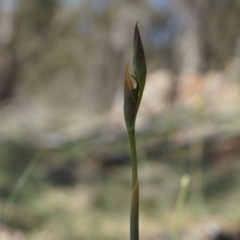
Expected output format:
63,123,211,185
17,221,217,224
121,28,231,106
128,129,138,188
128,129,139,240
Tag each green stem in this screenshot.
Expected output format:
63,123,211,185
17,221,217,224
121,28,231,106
128,129,138,188
127,128,139,240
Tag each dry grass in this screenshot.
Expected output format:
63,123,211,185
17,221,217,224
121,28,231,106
1,159,239,240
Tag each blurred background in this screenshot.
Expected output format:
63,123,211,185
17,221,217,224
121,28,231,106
1,0,240,239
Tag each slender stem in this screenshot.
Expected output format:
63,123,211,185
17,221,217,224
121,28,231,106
127,128,139,240
128,129,138,189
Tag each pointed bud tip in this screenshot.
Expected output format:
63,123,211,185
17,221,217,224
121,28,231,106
133,22,146,90
134,22,140,39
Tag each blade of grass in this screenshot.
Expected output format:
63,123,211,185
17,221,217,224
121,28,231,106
172,174,190,240
2,150,44,221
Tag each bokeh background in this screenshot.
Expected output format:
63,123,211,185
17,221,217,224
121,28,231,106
1,0,240,239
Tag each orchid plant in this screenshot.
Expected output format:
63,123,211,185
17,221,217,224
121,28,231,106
124,23,147,240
